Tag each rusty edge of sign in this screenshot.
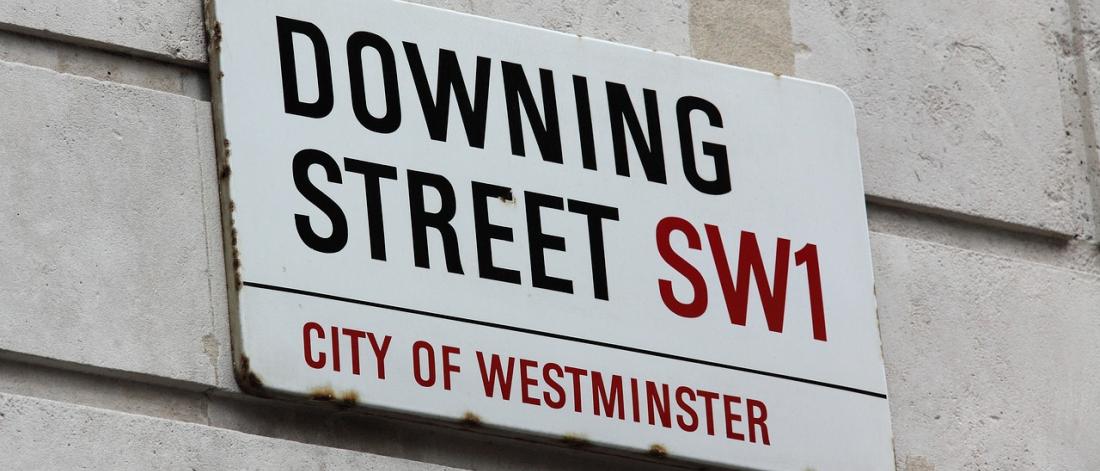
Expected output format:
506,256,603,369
203,0,252,404
198,3,689,466
199,2,786,468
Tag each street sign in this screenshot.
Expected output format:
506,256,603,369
206,0,893,468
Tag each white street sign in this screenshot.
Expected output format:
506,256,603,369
207,1,894,469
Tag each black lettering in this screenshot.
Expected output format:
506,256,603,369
471,182,521,284
606,82,665,184
524,192,572,294
276,17,333,119
502,62,562,163
293,149,347,253
347,31,401,133
573,75,598,171
344,158,398,260
403,43,491,148
567,199,619,300
407,170,464,274
676,96,731,195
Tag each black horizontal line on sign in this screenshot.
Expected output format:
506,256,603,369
242,281,888,400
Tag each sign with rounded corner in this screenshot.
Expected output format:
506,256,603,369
206,0,894,469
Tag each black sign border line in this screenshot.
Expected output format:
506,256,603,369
242,280,888,400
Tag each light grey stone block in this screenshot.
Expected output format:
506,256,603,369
872,232,1100,469
792,1,1089,237
689,0,794,74
410,0,692,55
0,60,227,388
1067,0,1100,239
0,392,460,470
0,29,209,100
0,357,210,424
0,0,206,65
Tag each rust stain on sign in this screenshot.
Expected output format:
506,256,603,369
208,21,223,52
560,433,591,448
309,385,336,401
229,227,241,289
218,138,231,180
338,390,360,408
234,355,269,397
305,386,360,408
647,444,669,458
460,411,482,427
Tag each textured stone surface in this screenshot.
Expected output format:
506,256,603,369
0,59,229,388
792,0,1090,237
690,0,794,74
0,0,693,65
203,395,689,471
867,203,1100,277
0,1,1099,470
873,232,1100,470
1069,0,1100,239
0,353,700,471
0,0,205,64
411,0,692,54
0,29,208,99
0,392,459,470
0,357,210,424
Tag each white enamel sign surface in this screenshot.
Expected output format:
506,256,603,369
209,1,893,468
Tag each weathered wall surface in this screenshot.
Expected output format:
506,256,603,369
0,1,1097,470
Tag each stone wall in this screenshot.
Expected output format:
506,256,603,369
1,1,1098,469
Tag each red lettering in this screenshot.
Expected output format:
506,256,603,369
794,243,828,341
542,362,566,409
629,378,641,423
707,226,790,334
656,216,708,317
696,389,720,436
519,359,540,405
748,399,771,445
563,366,588,413
646,381,671,428
303,322,326,369
367,333,392,379
723,395,746,441
675,386,698,432
403,347,773,446
341,328,366,375
592,372,624,420
476,352,515,400
330,326,341,372
412,341,435,388
441,345,460,390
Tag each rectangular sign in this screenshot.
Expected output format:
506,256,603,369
207,1,894,469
